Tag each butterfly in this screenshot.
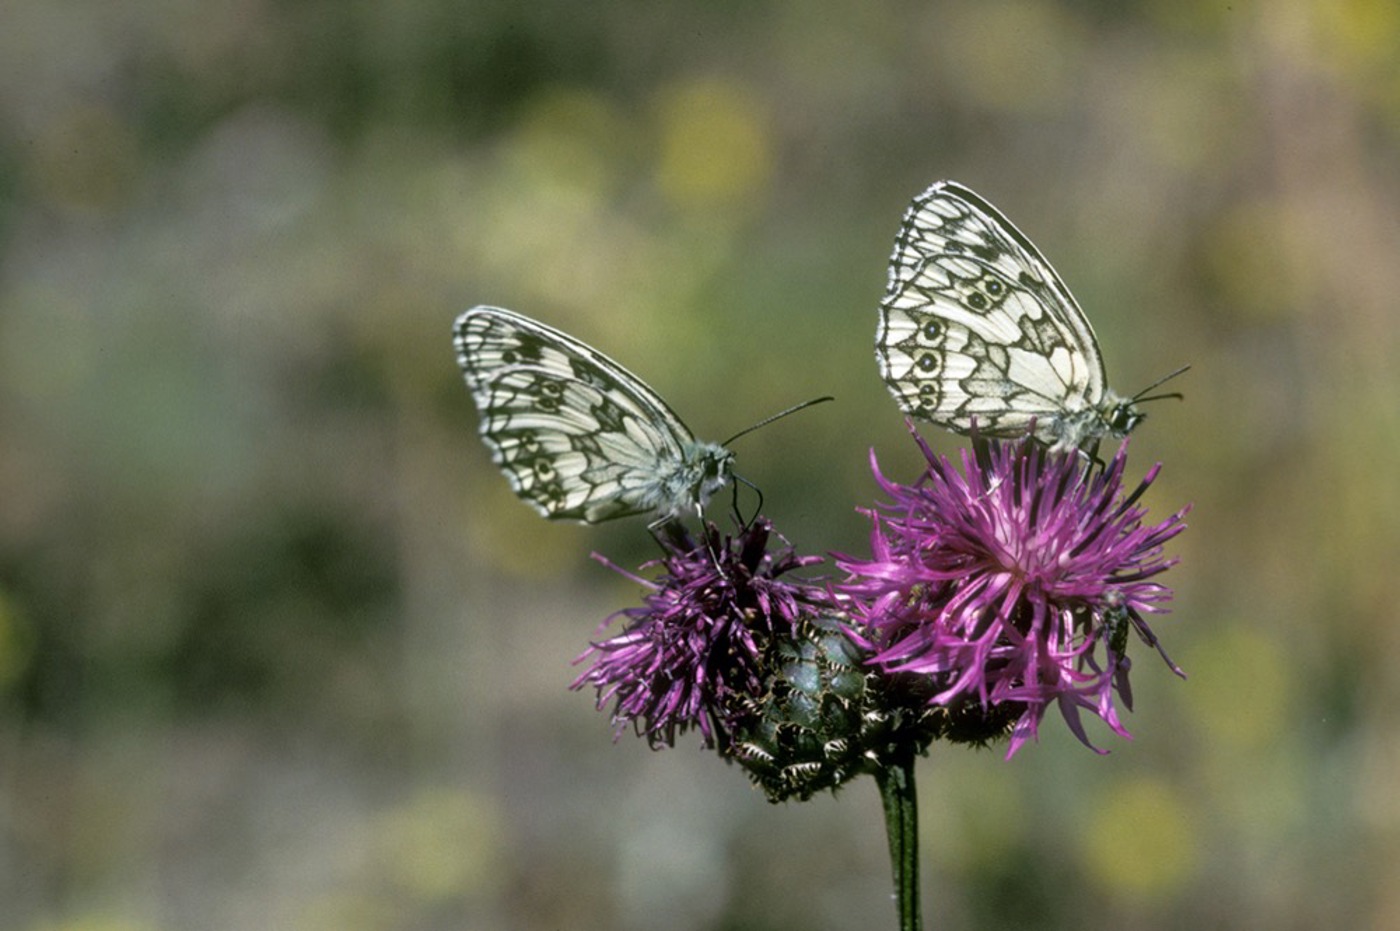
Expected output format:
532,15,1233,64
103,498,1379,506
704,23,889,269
454,306,739,523
876,180,1181,452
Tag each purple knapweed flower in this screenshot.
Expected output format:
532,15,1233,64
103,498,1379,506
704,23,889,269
573,520,830,750
837,427,1189,758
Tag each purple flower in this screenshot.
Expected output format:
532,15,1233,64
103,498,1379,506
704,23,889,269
573,520,830,749
837,428,1189,758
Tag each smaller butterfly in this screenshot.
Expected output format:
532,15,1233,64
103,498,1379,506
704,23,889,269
455,306,827,524
876,181,1184,452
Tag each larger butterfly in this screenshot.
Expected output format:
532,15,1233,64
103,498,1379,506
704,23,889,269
454,306,736,523
877,180,1169,452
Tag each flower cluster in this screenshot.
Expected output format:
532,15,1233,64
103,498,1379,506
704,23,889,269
575,424,1188,771
837,429,1188,758
574,519,964,801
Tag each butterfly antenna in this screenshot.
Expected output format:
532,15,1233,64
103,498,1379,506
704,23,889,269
721,396,835,446
1131,364,1191,403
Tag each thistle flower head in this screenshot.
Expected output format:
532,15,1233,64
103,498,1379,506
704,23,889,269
572,520,829,750
838,429,1189,758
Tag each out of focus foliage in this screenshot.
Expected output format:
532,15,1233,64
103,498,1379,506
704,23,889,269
2,2,1398,929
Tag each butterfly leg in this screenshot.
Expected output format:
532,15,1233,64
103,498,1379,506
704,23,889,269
645,512,728,577
729,474,764,531
1084,437,1106,470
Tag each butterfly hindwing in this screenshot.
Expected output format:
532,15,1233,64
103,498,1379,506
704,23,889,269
877,180,1135,450
454,306,733,522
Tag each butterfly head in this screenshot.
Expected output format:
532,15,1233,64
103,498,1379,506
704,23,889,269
643,441,736,522
1104,396,1145,438
694,443,737,503
1105,364,1191,441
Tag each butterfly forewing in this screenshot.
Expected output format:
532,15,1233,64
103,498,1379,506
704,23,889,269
454,306,732,522
877,180,1131,451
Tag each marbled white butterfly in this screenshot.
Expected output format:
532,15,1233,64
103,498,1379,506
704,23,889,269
876,180,1180,452
455,306,826,523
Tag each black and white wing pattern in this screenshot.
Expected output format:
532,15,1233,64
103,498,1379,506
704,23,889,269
454,306,733,522
876,180,1141,452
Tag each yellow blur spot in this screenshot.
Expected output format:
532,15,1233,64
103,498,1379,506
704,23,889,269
1315,0,1400,76
508,87,631,206
295,892,396,931
1182,626,1291,751
1079,777,1198,902
1199,201,1318,321
653,78,772,212
932,0,1085,113
373,787,505,904
1141,0,1242,35
1128,50,1239,172
466,478,588,580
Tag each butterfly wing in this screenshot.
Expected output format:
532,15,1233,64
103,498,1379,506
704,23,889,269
877,181,1110,445
455,306,728,522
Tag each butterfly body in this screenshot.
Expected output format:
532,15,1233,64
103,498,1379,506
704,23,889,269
877,180,1142,452
455,306,734,522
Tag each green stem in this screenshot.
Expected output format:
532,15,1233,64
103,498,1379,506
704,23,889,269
875,746,922,931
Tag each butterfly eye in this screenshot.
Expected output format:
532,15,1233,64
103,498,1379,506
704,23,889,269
916,351,941,373
921,320,943,341
966,292,988,310
983,278,1004,297
1108,404,1144,435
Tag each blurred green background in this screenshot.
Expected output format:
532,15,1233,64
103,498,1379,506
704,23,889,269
2,1,1397,929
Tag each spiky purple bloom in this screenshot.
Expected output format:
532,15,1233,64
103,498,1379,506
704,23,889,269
572,520,831,749
837,429,1189,758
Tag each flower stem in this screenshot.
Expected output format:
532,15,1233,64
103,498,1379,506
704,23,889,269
875,746,922,931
